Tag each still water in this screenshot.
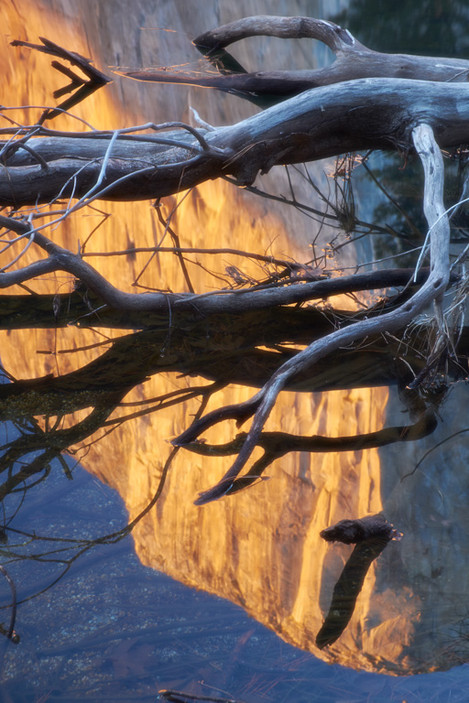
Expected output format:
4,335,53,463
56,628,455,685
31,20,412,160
1,0,469,700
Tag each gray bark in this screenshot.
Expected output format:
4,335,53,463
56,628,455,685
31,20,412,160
2,79,469,206
183,123,452,504
127,16,469,96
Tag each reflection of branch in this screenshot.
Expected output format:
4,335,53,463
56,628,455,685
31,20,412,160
182,412,437,497
316,514,398,649
0,393,126,500
159,690,241,703
0,446,178,618
316,537,390,649
320,514,400,544
10,37,110,123
0,565,19,644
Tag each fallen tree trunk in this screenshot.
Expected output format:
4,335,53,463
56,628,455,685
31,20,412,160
2,78,469,205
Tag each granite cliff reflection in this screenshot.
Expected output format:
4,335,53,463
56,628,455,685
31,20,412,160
1,0,469,680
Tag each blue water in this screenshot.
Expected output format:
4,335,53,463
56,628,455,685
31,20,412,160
0,444,467,702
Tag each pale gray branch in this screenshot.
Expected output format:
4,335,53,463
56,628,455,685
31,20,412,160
2,78,469,205
187,123,451,505
193,16,363,53
125,15,469,99
192,15,469,83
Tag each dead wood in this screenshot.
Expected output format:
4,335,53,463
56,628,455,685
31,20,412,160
123,16,469,102
177,124,451,504
2,78,469,205
1,21,467,509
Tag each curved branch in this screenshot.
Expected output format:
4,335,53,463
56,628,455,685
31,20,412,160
193,15,469,79
123,16,469,101
193,16,362,53
185,123,450,505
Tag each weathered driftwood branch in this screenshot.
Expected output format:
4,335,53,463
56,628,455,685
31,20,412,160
194,15,368,53
2,78,469,205
123,16,469,99
0,215,445,315
320,514,399,544
175,123,451,504
181,412,437,496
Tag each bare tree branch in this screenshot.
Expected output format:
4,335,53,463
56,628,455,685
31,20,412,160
177,123,451,504
3,78,469,205
1,214,448,314
122,16,469,102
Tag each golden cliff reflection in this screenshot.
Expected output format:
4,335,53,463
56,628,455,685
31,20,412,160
2,0,467,678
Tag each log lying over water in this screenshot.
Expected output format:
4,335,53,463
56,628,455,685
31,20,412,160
1,77,469,205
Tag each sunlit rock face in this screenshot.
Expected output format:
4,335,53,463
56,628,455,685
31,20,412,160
2,0,468,676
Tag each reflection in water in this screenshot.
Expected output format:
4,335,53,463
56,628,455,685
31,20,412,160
317,538,390,650
317,515,400,649
1,0,469,699
0,565,19,645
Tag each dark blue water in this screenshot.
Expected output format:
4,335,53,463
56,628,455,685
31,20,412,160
0,429,467,702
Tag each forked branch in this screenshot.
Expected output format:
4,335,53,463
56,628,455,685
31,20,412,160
175,123,451,504
10,37,110,122
122,15,469,101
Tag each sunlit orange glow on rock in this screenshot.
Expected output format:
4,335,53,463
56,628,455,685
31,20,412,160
3,0,463,677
